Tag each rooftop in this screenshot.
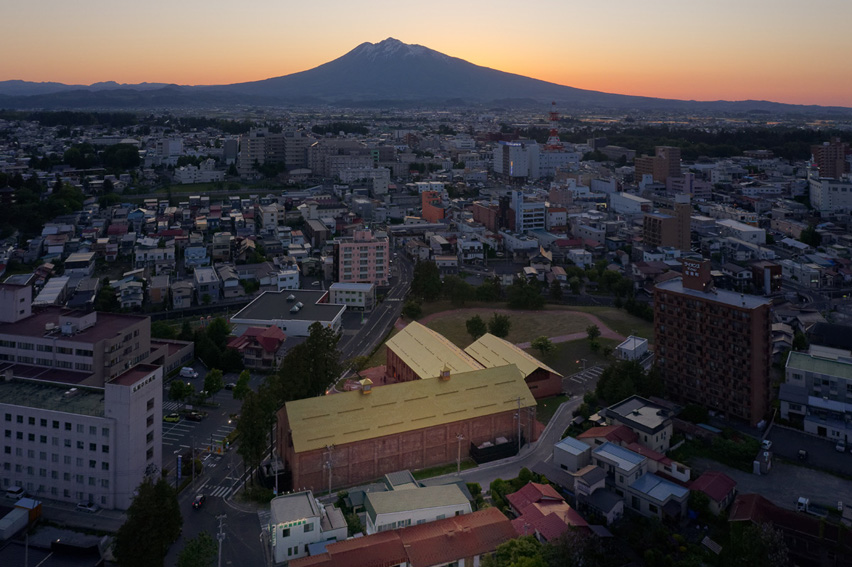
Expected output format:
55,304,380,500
232,290,345,325
465,333,562,379
109,364,160,387
385,321,483,379
655,278,771,310
364,485,470,520
284,364,535,454
0,378,104,417
270,491,320,525
592,442,646,471
629,473,689,503
787,351,852,381
554,436,590,456
606,396,671,434
0,307,147,344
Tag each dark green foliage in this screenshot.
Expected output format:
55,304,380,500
799,224,821,247
169,380,194,405
487,313,512,338
466,315,487,340
531,336,554,356
482,536,545,567
236,388,274,481
179,321,194,341
476,277,502,302
442,275,474,306
203,369,224,396
266,322,342,404
724,522,791,567
623,297,653,321
402,300,422,320
151,321,177,340
548,279,563,301
507,278,545,309
586,324,601,341
114,477,182,567
678,404,709,424
595,360,663,404
792,331,809,351
233,370,251,401
176,531,217,567
94,282,119,312
102,143,141,170
410,260,442,301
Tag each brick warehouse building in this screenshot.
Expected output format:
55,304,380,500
276,365,537,493
653,259,772,426
384,321,563,399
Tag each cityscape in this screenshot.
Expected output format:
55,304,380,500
1,9,852,567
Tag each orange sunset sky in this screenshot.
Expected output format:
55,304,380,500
2,0,851,107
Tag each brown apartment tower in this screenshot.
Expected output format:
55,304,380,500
635,146,682,184
653,259,772,426
811,138,850,179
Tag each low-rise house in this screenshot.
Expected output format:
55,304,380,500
690,471,737,515
211,232,233,262
216,264,245,300
184,245,209,269
193,267,220,304
226,325,287,370
602,395,673,453
267,490,347,564
627,473,690,522
364,484,472,535
148,275,169,304
506,482,588,542
118,280,144,309
171,280,194,309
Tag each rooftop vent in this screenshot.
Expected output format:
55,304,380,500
290,305,300,314
439,364,451,381
360,378,373,394
286,294,296,302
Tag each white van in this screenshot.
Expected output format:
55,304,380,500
6,486,24,499
179,367,199,379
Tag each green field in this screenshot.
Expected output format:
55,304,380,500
560,305,654,344
528,337,618,377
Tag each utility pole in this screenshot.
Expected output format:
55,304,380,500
216,514,226,567
456,433,464,474
325,444,334,496
516,397,522,454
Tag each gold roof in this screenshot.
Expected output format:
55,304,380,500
385,321,483,379
285,364,535,453
464,333,562,379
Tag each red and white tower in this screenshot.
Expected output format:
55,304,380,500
544,101,564,151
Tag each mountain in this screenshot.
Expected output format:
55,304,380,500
1,38,850,114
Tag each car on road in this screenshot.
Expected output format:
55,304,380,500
311,280,321,287
836,440,847,453
192,494,206,509
798,449,808,461
185,411,207,422
761,439,773,451
224,382,236,390
163,413,181,423
76,502,100,513
180,367,199,379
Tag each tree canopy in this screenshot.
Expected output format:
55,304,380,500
488,313,512,339
266,321,342,404
410,260,442,302
466,315,487,341
176,531,217,567
114,477,182,567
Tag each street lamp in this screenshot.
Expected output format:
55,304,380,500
456,433,465,474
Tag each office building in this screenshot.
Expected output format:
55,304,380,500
653,259,772,425
811,138,850,180
643,195,691,252
635,146,682,184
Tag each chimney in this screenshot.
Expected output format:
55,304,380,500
439,364,451,381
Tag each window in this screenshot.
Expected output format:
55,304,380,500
77,441,84,449
89,443,96,452
29,417,35,425
147,398,154,411
102,445,109,454
146,448,153,460
64,439,71,448
89,426,97,436
146,431,154,443
40,419,47,427
649,504,658,514
76,458,83,467
146,415,154,427
2,430,8,438
89,460,96,469
304,523,314,533
53,421,59,429
102,462,109,471
281,528,290,537
102,428,109,437
13,432,19,440
16,415,23,423
65,422,72,431
40,435,46,444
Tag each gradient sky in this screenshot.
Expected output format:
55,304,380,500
2,0,851,107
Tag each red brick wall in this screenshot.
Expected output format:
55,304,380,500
526,369,562,399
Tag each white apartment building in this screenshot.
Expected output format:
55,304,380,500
276,267,300,291
268,491,347,564
174,159,224,185
716,219,766,245
457,237,484,263
510,191,546,232
493,141,540,179
809,172,852,214
610,192,651,215
329,282,375,312
0,364,163,510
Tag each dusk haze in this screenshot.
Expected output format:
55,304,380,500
2,0,852,106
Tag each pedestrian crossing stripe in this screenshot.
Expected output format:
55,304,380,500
210,486,231,498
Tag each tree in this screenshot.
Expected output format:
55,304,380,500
348,355,370,377
169,380,194,408
488,313,512,338
507,278,545,310
236,389,273,483
266,322,342,404
725,522,791,567
233,370,251,401
586,324,601,342
799,224,821,247
176,531,217,567
792,331,808,351
94,280,119,312
402,300,422,320
482,536,545,567
568,276,581,295
203,369,224,396
531,336,554,357
151,321,177,340
178,321,194,342
409,260,442,301
548,279,563,302
114,477,182,567
442,275,474,306
466,315,487,341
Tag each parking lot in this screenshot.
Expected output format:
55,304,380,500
765,425,852,477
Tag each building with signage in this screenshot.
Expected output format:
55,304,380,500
653,260,772,426
268,490,347,564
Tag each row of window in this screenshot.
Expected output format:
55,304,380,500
3,415,109,437
1,479,108,505
0,341,93,356
3,464,110,486
4,431,110,452
2,454,109,470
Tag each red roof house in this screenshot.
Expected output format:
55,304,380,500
506,482,588,542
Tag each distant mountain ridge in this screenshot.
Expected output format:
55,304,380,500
1,38,850,114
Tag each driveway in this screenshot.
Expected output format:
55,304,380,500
691,457,852,513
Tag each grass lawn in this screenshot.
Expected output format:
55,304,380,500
424,308,599,348
560,305,654,344
529,337,619,377
364,328,397,369
536,395,569,424
412,459,476,480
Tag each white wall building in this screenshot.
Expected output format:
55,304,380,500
268,491,347,564
364,485,472,535
329,282,375,312
809,173,852,214
716,219,766,245
493,141,540,179
0,364,163,510
610,192,651,215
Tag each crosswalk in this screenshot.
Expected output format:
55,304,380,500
209,485,232,498
562,365,604,394
163,401,182,411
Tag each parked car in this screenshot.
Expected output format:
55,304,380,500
180,367,199,379
798,449,808,461
761,439,773,451
836,440,847,453
76,502,100,513
186,411,207,422
224,382,236,390
163,413,181,423
192,494,206,509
